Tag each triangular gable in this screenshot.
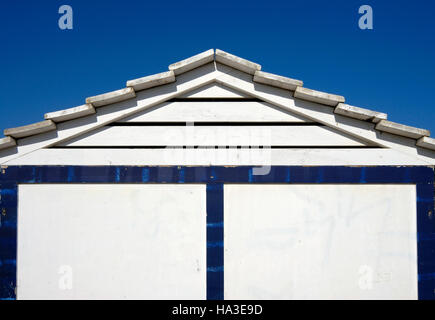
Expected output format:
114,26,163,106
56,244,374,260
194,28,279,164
0,49,434,165
54,82,372,148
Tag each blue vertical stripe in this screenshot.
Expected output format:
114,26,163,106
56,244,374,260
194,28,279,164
0,184,17,300
206,183,224,300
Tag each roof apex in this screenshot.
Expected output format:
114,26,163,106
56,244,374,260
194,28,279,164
169,49,214,75
215,49,261,75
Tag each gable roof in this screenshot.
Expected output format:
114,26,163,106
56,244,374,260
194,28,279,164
0,49,434,165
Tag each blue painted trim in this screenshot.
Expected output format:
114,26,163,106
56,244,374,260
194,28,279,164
206,184,224,300
0,184,17,300
0,166,433,300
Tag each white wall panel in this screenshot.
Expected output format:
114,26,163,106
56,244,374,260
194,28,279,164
224,184,418,300
17,184,206,300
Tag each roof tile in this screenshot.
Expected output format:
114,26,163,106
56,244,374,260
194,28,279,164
45,104,96,123
416,136,435,151
127,71,175,91
294,87,345,107
4,120,56,139
86,87,136,107
169,49,214,75
0,136,16,150
376,120,430,139
334,103,387,123
215,49,261,75
253,71,303,91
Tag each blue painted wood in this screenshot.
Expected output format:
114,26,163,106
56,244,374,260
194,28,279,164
0,166,433,300
206,184,224,300
0,184,17,300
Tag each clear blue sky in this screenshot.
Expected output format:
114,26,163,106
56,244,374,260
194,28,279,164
0,0,434,136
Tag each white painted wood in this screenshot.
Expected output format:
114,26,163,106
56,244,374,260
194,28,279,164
1,62,434,165
224,185,418,300
57,125,368,147
17,184,206,300
119,101,311,123
178,82,252,98
6,148,429,166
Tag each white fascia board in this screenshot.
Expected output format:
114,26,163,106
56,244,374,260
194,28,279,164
5,148,430,166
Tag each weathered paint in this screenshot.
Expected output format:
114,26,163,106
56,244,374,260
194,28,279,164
0,165,434,300
17,184,207,299
206,184,224,300
225,184,417,299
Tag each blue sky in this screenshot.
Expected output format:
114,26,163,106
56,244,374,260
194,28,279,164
0,0,434,136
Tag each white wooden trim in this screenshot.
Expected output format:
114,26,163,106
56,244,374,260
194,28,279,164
5,148,429,166
118,101,312,123
58,125,367,147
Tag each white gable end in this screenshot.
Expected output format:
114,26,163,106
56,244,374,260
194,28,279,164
0,50,434,166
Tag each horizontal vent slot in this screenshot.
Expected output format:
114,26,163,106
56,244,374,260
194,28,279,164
167,98,262,102
51,146,381,150
108,122,324,127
